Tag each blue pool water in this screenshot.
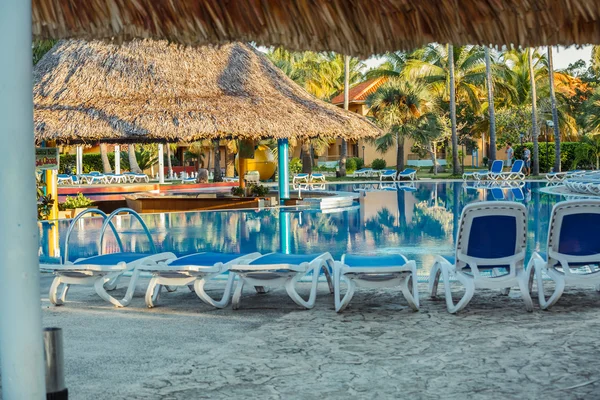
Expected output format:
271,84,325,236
39,181,559,277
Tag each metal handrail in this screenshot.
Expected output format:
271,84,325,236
63,209,124,263
98,208,156,255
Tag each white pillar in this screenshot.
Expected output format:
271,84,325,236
0,0,46,397
114,145,121,174
76,145,83,175
158,144,165,184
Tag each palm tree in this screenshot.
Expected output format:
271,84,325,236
99,143,112,173
528,48,540,176
367,79,439,172
339,55,350,176
448,44,459,175
128,144,142,173
213,139,222,182
547,46,561,172
365,52,407,79
484,46,497,163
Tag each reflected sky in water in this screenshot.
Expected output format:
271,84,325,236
39,182,559,276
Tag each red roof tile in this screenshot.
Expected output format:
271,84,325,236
330,77,388,105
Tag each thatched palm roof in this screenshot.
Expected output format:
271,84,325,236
33,0,600,58
33,40,381,144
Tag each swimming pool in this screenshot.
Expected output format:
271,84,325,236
39,181,558,278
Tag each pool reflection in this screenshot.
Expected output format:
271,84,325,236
39,182,557,277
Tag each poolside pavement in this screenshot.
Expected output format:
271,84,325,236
35,273,600,399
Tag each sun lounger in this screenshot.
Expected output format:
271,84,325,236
527,200,600,309
229,253,334,309
351,168,373,178
475,160,504,181
78,171,109,184
429,201,533,313
181,177,196,184
124,172,150,183
310,173,326,182
292,173,310,184
139,252,261,308
105,173,128,184
379,169,397,181
397,168,417,181
499,159,525,180
546,170,586,181
222,176,239,182
40,208,176,307
333,254,419,312
57,174,74,185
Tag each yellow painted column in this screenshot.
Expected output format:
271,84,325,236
238,156,246,189
45,169,58,221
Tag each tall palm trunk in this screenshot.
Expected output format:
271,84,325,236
448,44,459,175
226,144,235,177
128,144,142,173
429,142,438,176
166,144,173,178
528,48,540,176
548,46,561,172
213,139,222,182
301,139,312,174
339,54,350,176
484,46,497,163
100,143,112,173
396,132,405,172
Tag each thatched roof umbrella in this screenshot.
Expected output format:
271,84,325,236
34,40,381,145
32,0,600,58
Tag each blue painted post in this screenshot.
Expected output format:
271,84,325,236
0,0,47,397
277,139,290,202
279,210,292,254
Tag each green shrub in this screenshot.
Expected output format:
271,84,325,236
61,193,94,210
514,142,592,173
352,157,365,170
231,186,245,196
371,158,386,170
345,158,357,171
289,157,302,174
250,184,269,197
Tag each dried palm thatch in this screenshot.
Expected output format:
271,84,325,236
33,40,381,144
32,0,600,58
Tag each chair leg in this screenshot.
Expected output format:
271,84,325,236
94,270,140,307
145,276,160,308
104,275,120,291
323,262,334,294
49,277,65,306
400,274,420,311
194,273,234,309
165,285,177,293
517,271,534,312
536,266,565,310
254,286,268,294
443,268,475,314
232,279,245,310
286,269,319,309
429,262,442,298
188,284,195,292
334,267,355,313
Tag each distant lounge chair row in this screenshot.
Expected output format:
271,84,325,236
379,168,417,181
463,160,525,181
545,169,587,181
563,172,600,195
41,200,600,313
57,171,149,185
292,173,326,184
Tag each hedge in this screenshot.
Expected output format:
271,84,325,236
513,142,595,173
59,153,131,174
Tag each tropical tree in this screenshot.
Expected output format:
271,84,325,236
484,46,497,162
528,48,540,175
367,79,441,172
365,52,407,79
99,143,112,173
128,144,142,173
213,139,222,182
448,45,459,174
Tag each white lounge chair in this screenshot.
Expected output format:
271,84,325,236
546,170,586,182
429,201,533,313
469,160,504,181
40,208,176,307
498,160,525,180
229,253,334,309
310,173,326,182
57,174,74,185
333,254,419,312
139,252,261,308
379,169,397,181
124,172,150,183
222,176,239,183
351,168,373,178
292,173,310,184
105,173,128,184
397,168,417,181
78,171,109,184
462,169,489,180
527,200,600,309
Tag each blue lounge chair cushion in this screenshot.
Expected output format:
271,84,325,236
73,252,151,265
399,168,416,175
467,215,516,259
344,254,406,267
558,213,600,256
490,160,504,173
169,252,246,266
443,255,509,272
249,253,323,265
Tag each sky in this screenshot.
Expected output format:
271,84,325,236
363,45,593,71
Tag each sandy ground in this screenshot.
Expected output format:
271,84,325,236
31,273,600,399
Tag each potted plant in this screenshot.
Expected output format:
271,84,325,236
231,186,245,197
60,193,95,218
